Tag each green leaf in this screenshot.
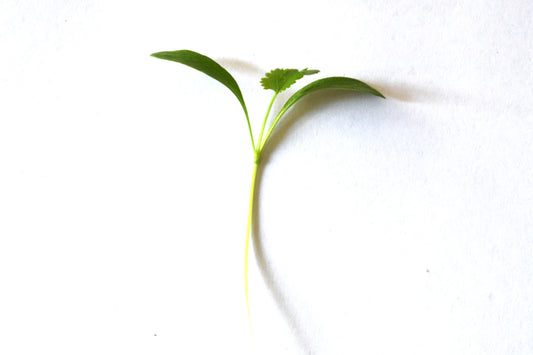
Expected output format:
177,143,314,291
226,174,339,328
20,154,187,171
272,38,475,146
260,68,319,93
279,76,384,116
151,49,249,119
260,76,384,150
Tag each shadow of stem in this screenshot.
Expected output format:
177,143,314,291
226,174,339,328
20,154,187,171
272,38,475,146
251,160,313,353
249,83,398,352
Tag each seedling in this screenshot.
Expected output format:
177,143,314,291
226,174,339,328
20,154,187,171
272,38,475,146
150,49,384,328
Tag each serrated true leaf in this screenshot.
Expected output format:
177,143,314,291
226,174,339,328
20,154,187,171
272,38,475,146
260,68,319,93
151,49,249,119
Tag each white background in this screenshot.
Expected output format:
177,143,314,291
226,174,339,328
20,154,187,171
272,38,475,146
1,1,532,354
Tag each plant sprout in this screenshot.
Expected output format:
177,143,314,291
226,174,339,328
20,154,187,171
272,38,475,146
150,49,385,328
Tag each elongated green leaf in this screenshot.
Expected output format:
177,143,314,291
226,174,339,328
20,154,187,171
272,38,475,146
260,77,384,149
151,49,249,118
281,76,384,114
260,68,319,93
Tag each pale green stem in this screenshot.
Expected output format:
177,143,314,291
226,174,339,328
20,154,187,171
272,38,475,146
244,92,278,331
256,92,278,151
259,107,287,151
244,109,256,151
244,162,259,330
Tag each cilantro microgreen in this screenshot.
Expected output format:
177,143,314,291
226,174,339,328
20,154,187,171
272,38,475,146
150,49,385,330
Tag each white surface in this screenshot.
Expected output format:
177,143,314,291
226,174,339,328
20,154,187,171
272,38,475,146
1,0,532,354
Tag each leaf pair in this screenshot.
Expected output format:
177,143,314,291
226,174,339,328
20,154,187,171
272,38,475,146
150,49,384,151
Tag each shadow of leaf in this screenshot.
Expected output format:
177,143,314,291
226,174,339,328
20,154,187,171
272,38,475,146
371,81,438,102
216,57,265,76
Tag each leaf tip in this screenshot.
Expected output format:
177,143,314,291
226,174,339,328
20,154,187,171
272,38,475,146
150,51,165,59
301,69,320,75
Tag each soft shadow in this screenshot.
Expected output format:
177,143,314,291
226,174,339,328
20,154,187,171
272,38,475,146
371,81,439,102
216,57,264,76
251,162,313,353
